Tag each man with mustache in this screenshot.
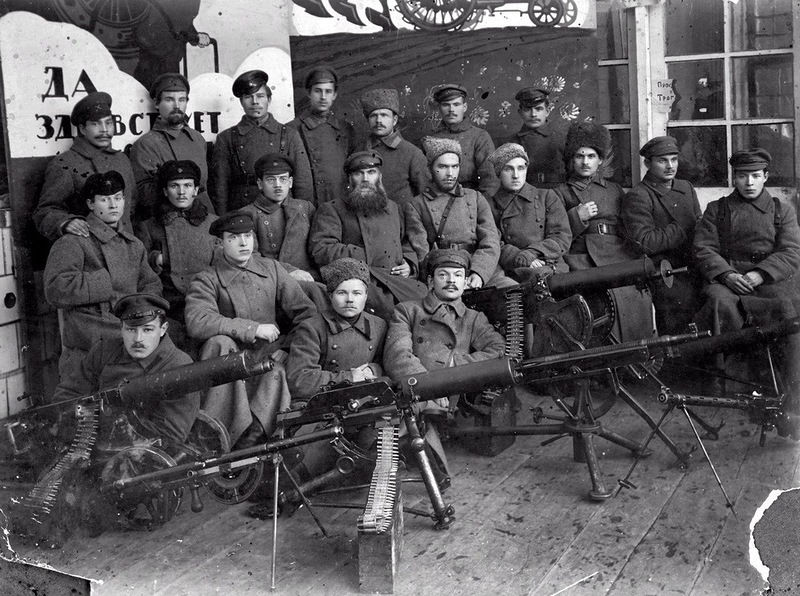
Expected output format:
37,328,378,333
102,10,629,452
212,70,313,213
288,65,357,205
44,171,162,376
130,73,213,222
621,136,702,335
359,88,429,206
384,248,506,487
406,137,513,289
34,92,136,241
429,84,498,197
310,151,427,319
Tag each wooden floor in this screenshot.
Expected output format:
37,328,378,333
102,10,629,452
5,375,800,596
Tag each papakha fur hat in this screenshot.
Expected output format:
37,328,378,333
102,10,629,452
564,120,611,160
320,258,371,293
422,136,462,165
361,88,400,117
488,143,529,175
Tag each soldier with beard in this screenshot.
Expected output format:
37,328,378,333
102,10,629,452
309,151,427,319
130,73,214,222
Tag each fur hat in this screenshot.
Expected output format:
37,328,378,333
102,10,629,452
564,121,611,160
488,143,529,175
320,258,371,293
422,136,462,165
361,88,400,117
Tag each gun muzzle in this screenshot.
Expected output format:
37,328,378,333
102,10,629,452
669,317,800,359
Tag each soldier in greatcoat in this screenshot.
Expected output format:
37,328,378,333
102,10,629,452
135,160,218,351
384,249,506,486
405,137,514,289
44,172,162,377
553,121,654,343
34,92,136,241
429,84,498,197
487,142,571,279
129,73,214,221
211,70,313,213
359,88,429,205
309,151,427,320
622,136,702,335
184,212,316,448
288,65,357,204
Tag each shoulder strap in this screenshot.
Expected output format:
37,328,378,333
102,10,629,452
717,197,730,259
230,127,249,178
279,125,287,154
434,195,458,248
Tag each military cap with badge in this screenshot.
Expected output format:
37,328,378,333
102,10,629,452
71,91,113,127
113,293,170,326
232,70,271,98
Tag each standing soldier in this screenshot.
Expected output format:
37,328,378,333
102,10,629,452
288,65,357,205
211,70,313,214
359,88,429,205
129,73,213,221
622,136,702,335
34,92,136,241
429,84,498,197
507,88,565,188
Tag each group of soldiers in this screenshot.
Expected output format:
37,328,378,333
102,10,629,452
32,63,800,502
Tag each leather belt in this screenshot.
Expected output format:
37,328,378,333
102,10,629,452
724,250,770,263
585,223,618,236
444,242,477,252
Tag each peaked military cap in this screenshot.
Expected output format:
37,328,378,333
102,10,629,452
320,258,371,293
158,160,202,188
113,293,169,326
232,70,270,98
729,148,772,172
433,84,467,103
426,248,471,276
209,211,254,237
150,72,190,100
304,65,338,89
360,88,400,117
71,91,113,126
344,151,383,173
640,136,679,158
255,153,294,178
82,170,125,200
514,88,549,108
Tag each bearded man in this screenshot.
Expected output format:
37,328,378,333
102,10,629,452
309,151,426,319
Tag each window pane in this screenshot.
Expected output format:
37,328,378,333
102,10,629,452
666,0,724,56
731,0,793,51
607,129,632,188
667,126,728,186
597,0,628,60
732,123,794,186
598,65,629,124
667,60,725,121
731,54,794,119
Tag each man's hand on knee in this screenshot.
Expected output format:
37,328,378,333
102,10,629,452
723,272,754,295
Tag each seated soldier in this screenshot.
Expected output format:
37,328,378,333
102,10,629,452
44,171,162,376
286,257,387,483
309,151,427,320
384,248,506,487
185,211,317,448
693,148,800,404
487,142,571,280
135,160,218,352
553,121,654,344
53,293,200,447
406,137,515,289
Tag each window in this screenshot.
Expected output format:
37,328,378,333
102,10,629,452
664,0,795,186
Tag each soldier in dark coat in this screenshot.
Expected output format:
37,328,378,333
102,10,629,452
135,160,218,351
406,137,514,289
309,151,427,320
385,249,506,484
288,66,357,205
429,84,498,197
506,88,566,188
553,121,654,343
129,73,214,221
211,70,313,213
34,92,136,241
44,172,162,377
54,294,200,444
622,136,702,334
185,212,316,447
487,142,571,278
358,88,429,206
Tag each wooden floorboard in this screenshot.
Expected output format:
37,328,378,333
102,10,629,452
4,384,799,595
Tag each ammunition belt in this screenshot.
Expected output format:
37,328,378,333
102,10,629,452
357,424,399,534
22,402,100,523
